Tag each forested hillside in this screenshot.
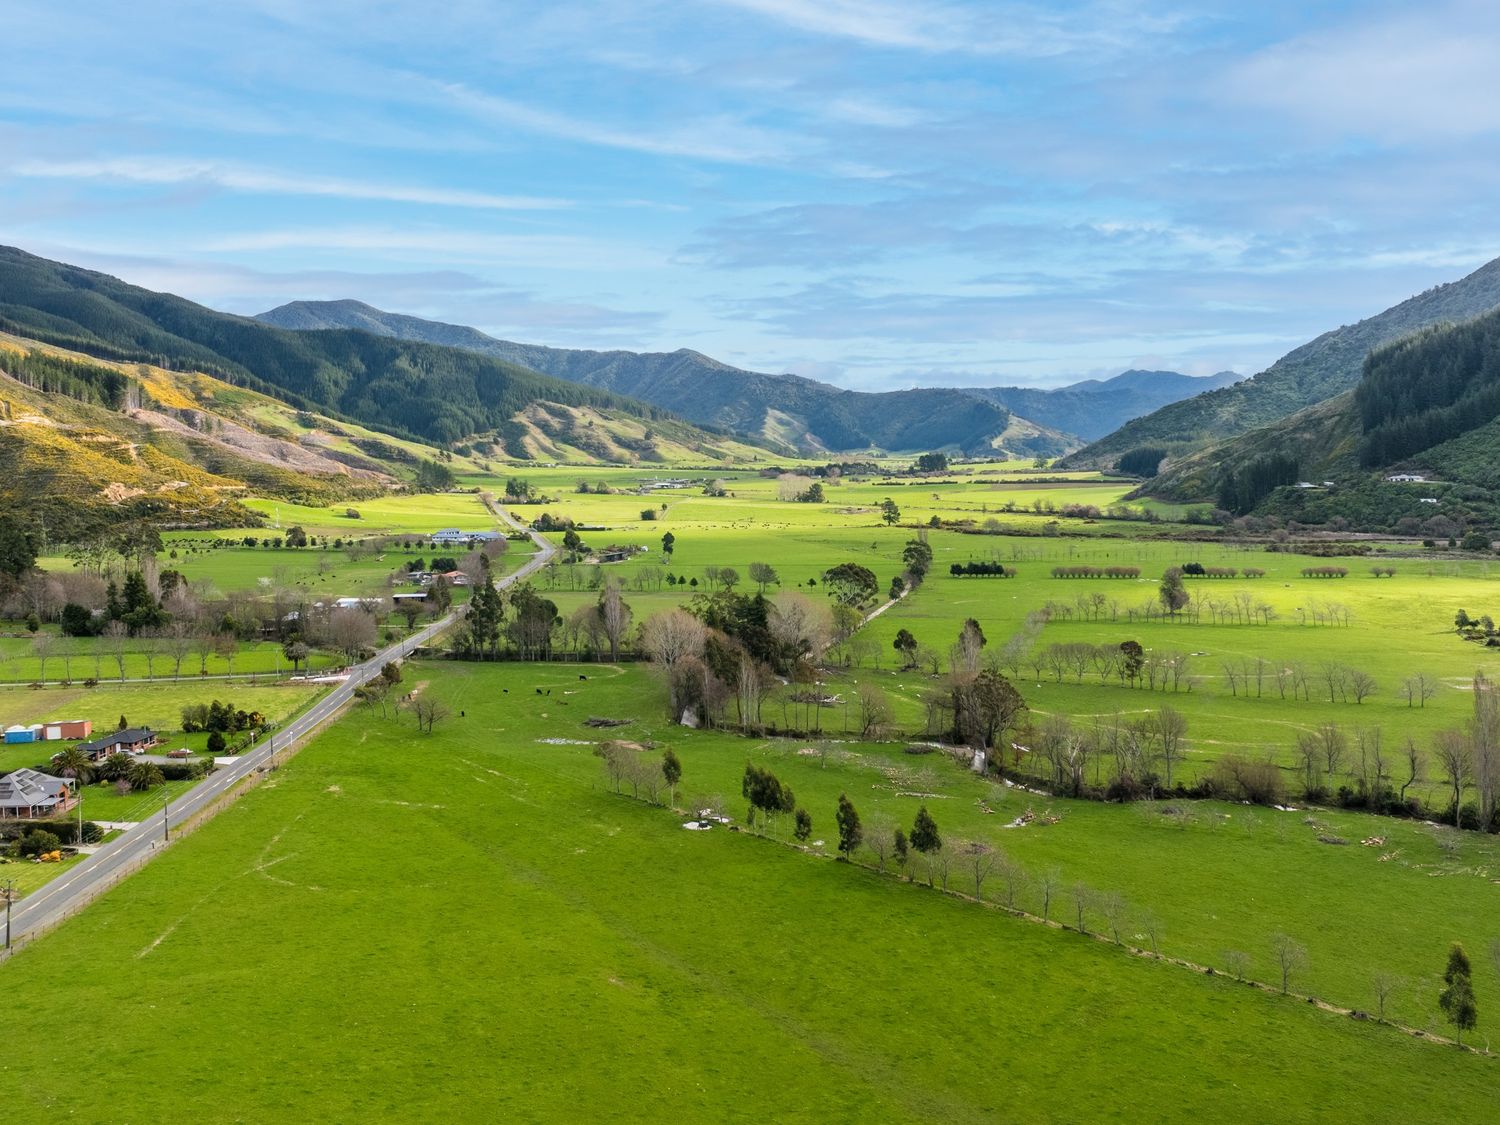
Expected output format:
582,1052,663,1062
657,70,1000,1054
0,247,754,459
1062,254,1500,470
1139,308,1500,533
259,300,1029,455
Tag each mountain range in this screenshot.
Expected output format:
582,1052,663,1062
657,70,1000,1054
256,299,1239,454
1060,254,1500,473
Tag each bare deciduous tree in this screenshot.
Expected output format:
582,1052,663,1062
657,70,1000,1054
1223,949,1250,981
639,609,708,719
857,682,891,739
1271,932,1308,994
409,696,451,734
598,579,631,662
1433,728,1473,827
1371,971,1402,1020
960,840,998,899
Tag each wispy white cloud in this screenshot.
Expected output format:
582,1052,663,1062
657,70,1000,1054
10,157,566,211
716,0,1186,56
434,81,803,165
196,225,666,271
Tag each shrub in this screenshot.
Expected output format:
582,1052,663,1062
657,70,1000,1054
206,731,227,754
18,828,62,857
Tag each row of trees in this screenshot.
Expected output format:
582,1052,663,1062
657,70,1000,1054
1050,566,1139,579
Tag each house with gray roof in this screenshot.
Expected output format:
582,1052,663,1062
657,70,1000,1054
0,768,75,819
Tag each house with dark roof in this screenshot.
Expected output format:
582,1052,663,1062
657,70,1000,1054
0,768,75,819
75,727,158,761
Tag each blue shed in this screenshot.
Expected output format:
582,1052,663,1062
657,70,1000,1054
3,724,37,744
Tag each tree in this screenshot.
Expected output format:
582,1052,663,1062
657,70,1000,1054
856,682,891,738
661,531,675,559
1371,971,1401,1020
878,497,902,525
1118,640,1145,684
793,807,812,842
128,759,165,792
910,805,941,855
961,840,998,899
951,668,1027,749
328,607,377,665
1037,867,1061,922
283,640,311,676
741,762,794,833
410,697,451,734
1472,670,1500,831
893,628,919,669
52,746,94,784
901,538,933,581
101,620,130,682
662,748,682,807
1271,932,1308,994
207,731,227,754
835,793,862,860
463,554,505,658
1439,943,1478,1045
748,562,779,593
285,525,308,548
0,514,38,585
1402,673,1438,708
913,452,948,473
1158,568,1188,617
1155,706,1188,787
1433,729,1473,827
31,631,55,684
640,609,708,720
821,562,879,607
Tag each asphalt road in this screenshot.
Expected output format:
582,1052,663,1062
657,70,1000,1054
5,508,554,948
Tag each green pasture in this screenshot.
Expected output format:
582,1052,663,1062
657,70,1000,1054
239,490,497,536
0,633,338,686
0,680,323,774
506,502,1500,792
466,463,1183,537
2,660,1493,1121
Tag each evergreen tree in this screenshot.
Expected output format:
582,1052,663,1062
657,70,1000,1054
1439,943,1478,1046
910,805,942,854
835,793,862,859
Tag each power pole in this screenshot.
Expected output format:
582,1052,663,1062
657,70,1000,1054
162,789,170,843
3,880,14,950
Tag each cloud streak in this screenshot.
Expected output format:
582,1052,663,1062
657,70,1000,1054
10,157,566,211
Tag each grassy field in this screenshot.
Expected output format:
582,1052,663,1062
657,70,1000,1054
465,465,1500,796
1,660,1494,1121
0,680,323,774
0,632,339,685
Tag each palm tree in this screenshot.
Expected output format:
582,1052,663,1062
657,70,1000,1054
127,760,165,792
52,747,94,785
97,753,133,782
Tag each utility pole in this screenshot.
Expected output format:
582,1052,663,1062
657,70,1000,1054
3,880,14,950
162,788,170,843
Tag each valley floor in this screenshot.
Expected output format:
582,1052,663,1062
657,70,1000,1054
3,662,1495,1121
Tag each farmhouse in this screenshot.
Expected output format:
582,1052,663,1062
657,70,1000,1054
75,727,158,761
430,529,502,545
1385,473,1427,483
596,545,641,563
0,768,75,819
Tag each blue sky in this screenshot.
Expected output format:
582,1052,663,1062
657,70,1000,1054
3,0,1499,390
